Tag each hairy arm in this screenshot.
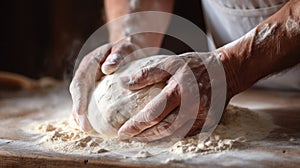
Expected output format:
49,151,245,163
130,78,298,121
220,0,300,97
116,0,300,141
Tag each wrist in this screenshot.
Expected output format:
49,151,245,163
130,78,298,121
215,49,242,99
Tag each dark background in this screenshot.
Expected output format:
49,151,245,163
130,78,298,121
0,0,205,80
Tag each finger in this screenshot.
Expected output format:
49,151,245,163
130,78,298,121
119,66,171,90
133,110,208,142
118,79,180,141
70,44,112,130
102,42,139,75
119,57,185,90
132,108,179,142
77,114,93,131
101,53,122,75
73,44,112,82
70,44,112,115
76,44,112,81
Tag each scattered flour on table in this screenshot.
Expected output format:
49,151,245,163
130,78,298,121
24,105,276,158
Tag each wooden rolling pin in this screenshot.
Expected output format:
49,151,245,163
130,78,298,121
0,71,58,90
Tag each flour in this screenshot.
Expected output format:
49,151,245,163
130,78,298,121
255,23,278,44
24,105,276,158
33,118,103,153
285,17,300,36
169,105,274,155
132,150,153,159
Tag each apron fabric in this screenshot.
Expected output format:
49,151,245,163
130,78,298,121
201,0,300,91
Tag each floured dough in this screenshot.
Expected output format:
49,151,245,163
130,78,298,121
87,55,168,138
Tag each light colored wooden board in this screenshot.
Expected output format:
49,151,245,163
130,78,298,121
1,84,300,167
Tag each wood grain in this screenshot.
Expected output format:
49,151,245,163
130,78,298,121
1,84,300,167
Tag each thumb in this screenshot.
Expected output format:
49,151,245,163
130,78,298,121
101,41,141,75
101,53,123,75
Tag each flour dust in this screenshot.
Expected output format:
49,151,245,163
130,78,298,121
24,105,276,159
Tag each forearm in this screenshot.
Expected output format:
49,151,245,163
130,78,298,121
219,0,300,97
104,0,174,54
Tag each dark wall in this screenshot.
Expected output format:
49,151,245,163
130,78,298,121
162,0,206,54
0,0,104,79
1,1,51,79
0,0,204,80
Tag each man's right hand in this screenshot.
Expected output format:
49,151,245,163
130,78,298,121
69,40,143,131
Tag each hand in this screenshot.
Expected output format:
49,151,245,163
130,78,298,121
69,40,145,131
118,52,230,142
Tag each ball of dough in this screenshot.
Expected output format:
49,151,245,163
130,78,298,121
87,55,168,138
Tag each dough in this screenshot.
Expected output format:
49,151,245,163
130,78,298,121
87,55,168,138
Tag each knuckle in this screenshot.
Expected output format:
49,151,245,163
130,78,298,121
129,120,143,133
121,42,135,50
92,43,112,58
158,121,173,136
134,67,150,82
160,121,172,130
160,56,184,75
140,67,150,79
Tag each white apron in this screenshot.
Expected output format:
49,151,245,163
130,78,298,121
202,0,300,91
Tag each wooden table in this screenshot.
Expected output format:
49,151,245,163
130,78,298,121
1,84,300,168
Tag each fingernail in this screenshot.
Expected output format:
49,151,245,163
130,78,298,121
102,54,122,75
118,131,131,141
105,53,122,65
102,64,118,75
117,122,133,141
104,59,117,65
103,60,117,68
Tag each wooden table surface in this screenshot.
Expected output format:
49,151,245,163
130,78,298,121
0,84,300,168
